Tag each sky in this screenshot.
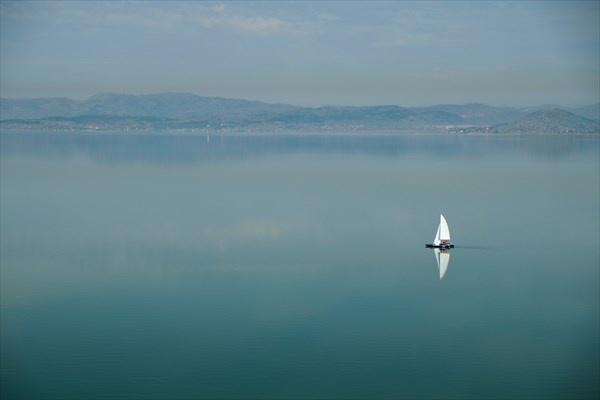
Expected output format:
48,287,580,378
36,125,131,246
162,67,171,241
1,0,599,107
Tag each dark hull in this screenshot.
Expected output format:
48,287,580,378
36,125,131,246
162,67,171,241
426,244,454,249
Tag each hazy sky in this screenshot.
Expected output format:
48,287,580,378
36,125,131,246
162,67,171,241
1,1,598,106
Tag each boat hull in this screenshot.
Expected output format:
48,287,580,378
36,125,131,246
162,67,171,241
426,244,454,249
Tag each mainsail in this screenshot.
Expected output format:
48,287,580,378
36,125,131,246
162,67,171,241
439,214,451,241
433,214,451,245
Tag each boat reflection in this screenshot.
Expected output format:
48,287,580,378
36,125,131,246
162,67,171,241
433,248,451,280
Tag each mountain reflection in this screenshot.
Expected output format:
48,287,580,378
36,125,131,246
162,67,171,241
2,133,597,165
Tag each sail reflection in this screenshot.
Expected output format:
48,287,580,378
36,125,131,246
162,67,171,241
433,248,451,280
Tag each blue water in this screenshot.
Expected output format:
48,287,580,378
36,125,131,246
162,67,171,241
1,133,599,399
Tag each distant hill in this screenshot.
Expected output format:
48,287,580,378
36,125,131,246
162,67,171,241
263,105,458,131
1,93,598,134
0,94,465,132
491,108,599,134
455,108,600,134
0,93,300,120
411,103,527,125
0,105,464,133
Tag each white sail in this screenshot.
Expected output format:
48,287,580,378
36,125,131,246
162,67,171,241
433,225,441,245
434,248,450,280
432,214,450,245
439,214,451,242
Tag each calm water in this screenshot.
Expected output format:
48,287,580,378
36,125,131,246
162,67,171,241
1,133,599,399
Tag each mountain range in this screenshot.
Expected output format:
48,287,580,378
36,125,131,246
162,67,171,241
1,93,598,134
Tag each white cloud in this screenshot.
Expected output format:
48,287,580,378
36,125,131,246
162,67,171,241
200,14,295,36
212,3,226,13
85,2,299,36
1,1,309,37
101,11,183,30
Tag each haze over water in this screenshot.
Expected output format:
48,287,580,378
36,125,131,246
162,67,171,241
1,133,598,399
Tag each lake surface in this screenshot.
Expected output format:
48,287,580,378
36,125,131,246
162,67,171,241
1,132,599,399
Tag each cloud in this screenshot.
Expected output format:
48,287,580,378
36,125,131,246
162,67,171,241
101,11,183,30
1,1,308,38
200,14,295,36
212,3,226,13
85,2,299,36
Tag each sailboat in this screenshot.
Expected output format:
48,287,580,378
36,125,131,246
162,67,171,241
426,214,454,249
